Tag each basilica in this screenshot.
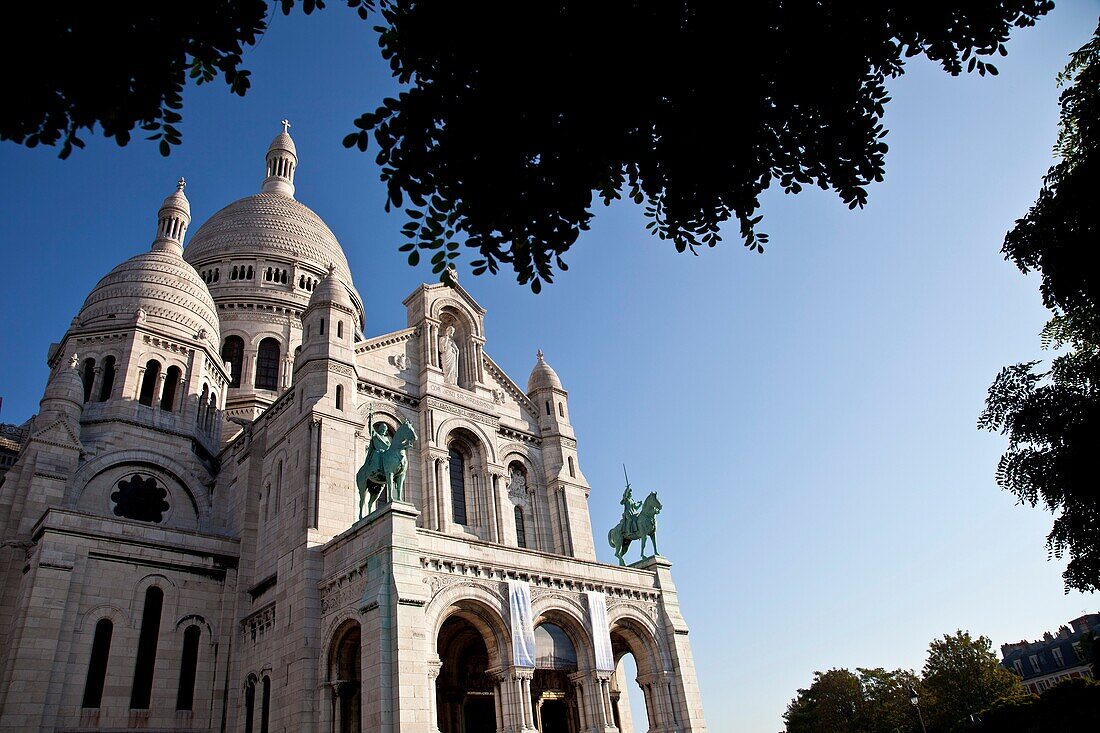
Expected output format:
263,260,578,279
0,128,707,733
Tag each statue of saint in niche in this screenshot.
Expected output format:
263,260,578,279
439,325,460,385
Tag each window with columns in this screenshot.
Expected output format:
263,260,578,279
221,336,244,388
449,442,469,526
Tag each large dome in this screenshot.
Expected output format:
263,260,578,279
183,192,354,285
77,250,221,353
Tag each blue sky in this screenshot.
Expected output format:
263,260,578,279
1,3,1098,730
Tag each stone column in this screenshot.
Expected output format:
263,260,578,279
486,472,500,543
427,657,443,732
569,672,592,733
90,365,104,402
438,455,453,532
153,371,167,409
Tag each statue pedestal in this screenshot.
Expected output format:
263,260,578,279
631,554,670,571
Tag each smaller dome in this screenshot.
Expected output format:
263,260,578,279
308,265,354,311
268,131,297,158
159,178,190,219
527,349,564,393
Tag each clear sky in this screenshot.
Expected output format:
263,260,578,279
1,4,1098,731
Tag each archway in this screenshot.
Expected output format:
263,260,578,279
436,615,497,733
328,620,361,733
609,615,665,733
533,622,580,733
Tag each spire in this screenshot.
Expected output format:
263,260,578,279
262,120,298,197
151,177,191,255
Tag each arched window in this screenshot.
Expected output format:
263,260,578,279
266,267,272,281
299,274,305,288
82,618,113,708
545,400,551,416
138,359,161,406
231,266,238,280
261,675,271,733
161,366,181,411
275,461,283,514
534,623,578,669
98,356,116,401
255,338,280,391
213,267,219,282
245,676,256,733
281,270,288,284
335,385,344,411
206,393,217,431
81,357,96,402
130,586,163,709
515,506,527,548
246,265,254,280
221,336,245,388
568,456,576,478
337,321,343,339
558,402,565,418
449,443,468,526
319,318,325,336
176,625,200,710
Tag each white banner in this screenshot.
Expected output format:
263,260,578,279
586,590,615,672
508,580,536,668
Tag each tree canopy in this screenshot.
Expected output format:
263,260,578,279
920,631,1022,732
0,1,1054,289
979,22,1100,593
784,631,1023,733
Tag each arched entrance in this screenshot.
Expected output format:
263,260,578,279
533,622,581,733
436,615,497,733
328,620,361,733
609,616,667,733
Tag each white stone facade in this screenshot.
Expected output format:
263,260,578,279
0,130,707,733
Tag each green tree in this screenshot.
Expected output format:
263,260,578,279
979,23,1100,593
784,667,921,733
920,631,1022,732
1,2,1055,289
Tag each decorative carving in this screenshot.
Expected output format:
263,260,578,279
425,395,499,429
491,388,506,405
320,564,369,614
506,465,527,504
241,603,276,643
391,353,410,370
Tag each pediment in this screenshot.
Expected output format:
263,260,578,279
29,418,84,453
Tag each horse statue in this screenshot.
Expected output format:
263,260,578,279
607,491,662,566
355,418,418,519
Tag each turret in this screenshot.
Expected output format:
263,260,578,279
526,350,593,558
296,265,359,414
261,120,298,197
37,353,85,425
527,349,574,440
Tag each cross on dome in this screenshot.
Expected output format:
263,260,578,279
176,177,186,192
281,119,292,134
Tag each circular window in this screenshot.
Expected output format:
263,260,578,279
111,474,169,523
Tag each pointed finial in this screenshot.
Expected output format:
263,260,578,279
281,119,292,134
536,349,544,361
176,177,186,192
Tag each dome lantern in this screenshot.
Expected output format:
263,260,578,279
261,119,298,197
151,177,191,255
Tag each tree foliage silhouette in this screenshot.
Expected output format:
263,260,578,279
979,23,1100,593
1,1,1054,289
